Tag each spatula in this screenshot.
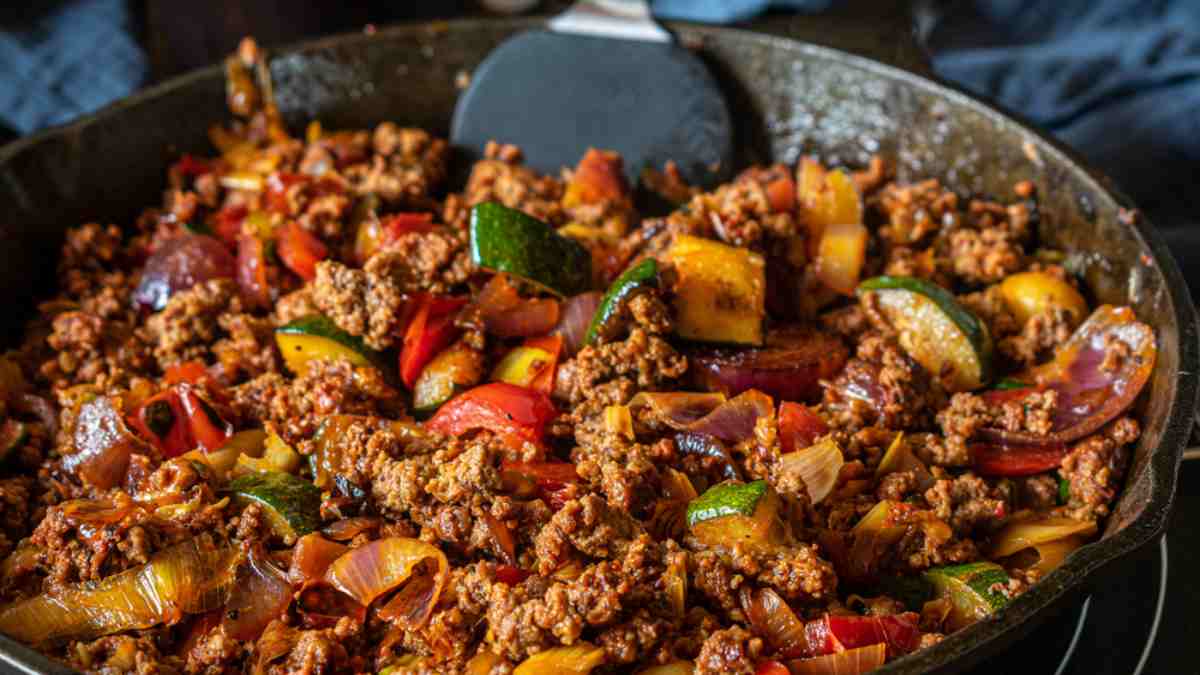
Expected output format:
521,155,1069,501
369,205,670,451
451,0,733,187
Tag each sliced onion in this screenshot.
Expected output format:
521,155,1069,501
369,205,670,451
629,392,728,427
288,533,349,586
777,438,844,504
14,393,57,440
740,586,809,658
787,643,887,675
778,402,830,454
1029,535,1090,574
513,644,606,674
321,517,380,542
66,396,149,490
989,515,1097,558
482,511,517,564
553,292,603,356
223,543,293,640
0,534,236,644
133,233,236,311
323,537,448,628
474,274,562,338
691,326,849,404
979,305,1155,446
253,620,297,675
674,432,742,481
632,390,775,444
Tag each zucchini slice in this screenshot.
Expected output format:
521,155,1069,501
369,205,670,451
228,471,321,541
469,202,592,297
857,275,993,392
413,342,485,415
275,314,384,376
923,561,1011,630
686,480,783,548
584,258,658,346
662,234,765,346
0,419,27,464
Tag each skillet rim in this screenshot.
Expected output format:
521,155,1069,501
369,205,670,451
0,17,1194,675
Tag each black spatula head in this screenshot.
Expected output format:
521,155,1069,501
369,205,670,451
451,30,732,187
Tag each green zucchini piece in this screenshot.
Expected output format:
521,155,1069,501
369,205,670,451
584,258,658,346
686,480,768,527
857,275,993,392
0,420,28,463
686,480,784,549
993,378,1030,391
469,202,592,297
923,561,1011,630
1058,477,1070,505
874,575,934,612
412,342,485,415
275,314,384,376
228,471,321,540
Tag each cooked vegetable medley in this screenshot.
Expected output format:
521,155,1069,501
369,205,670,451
0,38,1155,675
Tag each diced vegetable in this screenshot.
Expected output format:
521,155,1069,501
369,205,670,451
604,404,634,440
989,515,1096,558
426,383,556,449
470,202,592,297
324,537,448,627
350,194,383,263
978,305,1156,445
858,275,994,392
133,234,236,311
176,385,233,452
0,419,28,464
501,460,579,510
513,643,606,674
236,234,271,309
493,344,555,389
468,650,507,675
276,314,384,376
971,441,1068,477
400,295,467,388
816,221,869,296
631,390,774,445
233,427,301,476
471,274,562,339
778,402,830,453
779,438,844,505
691,326,848,403
276,222,328,281
687,480,784,549
740,586,808,658
228,471,321,540
67,396,149,489
923,562,1012,630
805,613,920,657
0,535,237,644
663,234,765,345
787,643,886,675
636,661,694,675
875,433,933,491
584,258,658,346
846,500,912,582
993,377,1030,391
223,543,292,640
288,533,349,587
412,341,485,414
999,271,1088,327
552,292,603,356
873,575,934,613
564,148,629,207
755,662,790,675
797,158,862,258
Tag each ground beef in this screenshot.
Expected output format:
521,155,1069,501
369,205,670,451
946,227,1025,285
41,308,153,391
534,494,644,575
57,223,127,299
310,261,398,350
554,327,686,411
695,626,762,675
926,390,1057,468
212,311,280,382
823,334,938,431
999,307,1075,368
67,634,165,674
461,143,565,226
1060,417,1139,520
30,497,172,586
924,473,1009,537
143,278,240,369
365,227,473,295
273,286,320,325
873,179,960,248
1018,474,1059,510
345,123,448,206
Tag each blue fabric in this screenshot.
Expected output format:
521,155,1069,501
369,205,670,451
0,0,147,134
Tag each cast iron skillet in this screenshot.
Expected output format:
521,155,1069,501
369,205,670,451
0,16,1194,675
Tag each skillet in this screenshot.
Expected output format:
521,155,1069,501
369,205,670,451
0,13,1194,675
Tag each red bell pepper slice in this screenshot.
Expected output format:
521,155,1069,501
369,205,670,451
177,384,233,452
174,154,212,178
494,564,531,586
128,384,232,456
266,172,308,215
805,613,920,658
213,205,248,247
382,212,436,240
779,401,830,453
399,295,468,389
276,222,328,281
164,360,211,387
755,661,791,675
426,382,556,448
236,235,271,309
501,459,578,510
972,441,1069,476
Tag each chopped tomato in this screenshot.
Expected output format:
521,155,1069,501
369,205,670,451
214,205,248,246
399,295,468,389
525,335,564,394
426,383,556,448
266,172,308,214
276,222,328,281
779,401,830,453
382,212,436,239
236,235,271,308
494,564,531,586
972,442,1068,476
805,613,920,658
765,173,796,213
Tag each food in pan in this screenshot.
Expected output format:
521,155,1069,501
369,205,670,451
0,38,1154,674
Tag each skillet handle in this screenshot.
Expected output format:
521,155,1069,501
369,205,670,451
745,0,938,77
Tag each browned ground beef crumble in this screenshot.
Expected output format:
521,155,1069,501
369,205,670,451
0,38,1151,675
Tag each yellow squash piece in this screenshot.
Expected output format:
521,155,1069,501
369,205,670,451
513,644,606,675
275,315,382,376
998,271,1089,327
492,345,554,388
662,234,765,345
